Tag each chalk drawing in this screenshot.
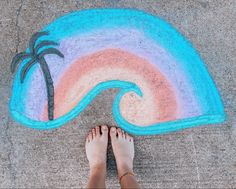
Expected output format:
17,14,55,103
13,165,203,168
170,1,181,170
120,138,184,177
9,9,225,135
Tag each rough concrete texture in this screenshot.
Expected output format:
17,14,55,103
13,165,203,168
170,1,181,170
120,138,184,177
0,0,236,188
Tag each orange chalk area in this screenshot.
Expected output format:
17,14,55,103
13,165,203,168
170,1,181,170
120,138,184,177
43,49,178,126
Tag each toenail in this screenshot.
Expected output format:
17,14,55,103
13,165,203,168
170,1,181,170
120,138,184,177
102,126,108,130
111,127,116,132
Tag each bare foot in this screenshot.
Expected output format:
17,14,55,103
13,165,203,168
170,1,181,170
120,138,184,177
110,127,134,177
85,125,108,171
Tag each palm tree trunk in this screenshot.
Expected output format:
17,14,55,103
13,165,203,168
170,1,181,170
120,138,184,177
39,57,54,120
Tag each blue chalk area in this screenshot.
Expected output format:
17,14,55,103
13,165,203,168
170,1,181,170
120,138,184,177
9,8,226,135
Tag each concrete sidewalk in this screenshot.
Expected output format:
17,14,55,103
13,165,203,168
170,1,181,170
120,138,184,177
0,0,235,188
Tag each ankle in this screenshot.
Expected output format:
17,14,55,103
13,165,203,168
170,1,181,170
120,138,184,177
117,162,134,177
89,162,106,175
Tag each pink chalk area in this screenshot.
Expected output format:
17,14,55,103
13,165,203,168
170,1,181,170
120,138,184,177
43,49,179,126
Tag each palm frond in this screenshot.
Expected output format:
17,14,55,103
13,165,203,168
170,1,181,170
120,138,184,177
11,52,31,73
20,58,36,83
35,40,59,54
29,31,49,54
38,48,64,59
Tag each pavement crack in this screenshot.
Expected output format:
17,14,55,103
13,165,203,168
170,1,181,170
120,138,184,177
15,0,24,53
5,117,16,186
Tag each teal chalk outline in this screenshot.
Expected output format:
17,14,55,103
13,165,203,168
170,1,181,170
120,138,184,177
10,80,142,129
112,89,225,135
9,8,226,135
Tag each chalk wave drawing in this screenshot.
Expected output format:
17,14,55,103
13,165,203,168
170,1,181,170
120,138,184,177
9,9,225,135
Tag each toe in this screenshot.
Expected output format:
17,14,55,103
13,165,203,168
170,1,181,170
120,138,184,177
110,127,117,139
95,126,100,136
125,132,128,139
86,135,90,143
88,132,93,141
121,130,125,138
92,128,96,138
125,133,131,140
128,134,133,142
101,125,108,136
117,128,122,138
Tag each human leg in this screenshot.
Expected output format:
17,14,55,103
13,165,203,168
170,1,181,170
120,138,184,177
86,125,108,188
110,127,141,189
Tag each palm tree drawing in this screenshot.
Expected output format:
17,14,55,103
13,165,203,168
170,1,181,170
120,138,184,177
11,31,64,120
